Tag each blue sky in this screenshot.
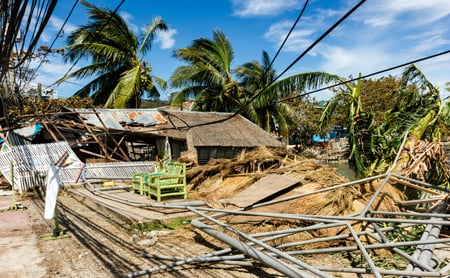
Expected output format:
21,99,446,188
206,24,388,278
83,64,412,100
33,0,450,100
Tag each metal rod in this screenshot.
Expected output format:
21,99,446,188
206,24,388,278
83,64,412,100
190,208,330,277
183,206,450,226
86,176,132,180
275,223,418,250
344,222,382,278
360,172,392,216
358,134,407,216
251,174,387,209
95,185,132,191
314,266,442,277
142,253,245,262
191,219,311,278
411,202,447,273
281,238,450,255
369,210,450,219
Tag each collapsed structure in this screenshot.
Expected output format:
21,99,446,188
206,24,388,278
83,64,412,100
0,108,449,277
0,108,284,192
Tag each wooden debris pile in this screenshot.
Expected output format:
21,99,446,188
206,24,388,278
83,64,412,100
186,146,408,237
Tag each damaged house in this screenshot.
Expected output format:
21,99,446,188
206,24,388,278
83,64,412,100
2,108,285,165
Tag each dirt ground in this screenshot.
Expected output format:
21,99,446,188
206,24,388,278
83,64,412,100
1,191,285,278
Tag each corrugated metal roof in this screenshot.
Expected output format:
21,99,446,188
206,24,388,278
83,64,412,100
72,108,166,130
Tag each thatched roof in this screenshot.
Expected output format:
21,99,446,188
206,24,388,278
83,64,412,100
137,110,285,148
64,108,284,149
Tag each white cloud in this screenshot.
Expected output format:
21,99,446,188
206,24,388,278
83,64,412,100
38,15,77,44
155,28,177,49
120,11,139,33
264,20,315,52
231,0,300,17
49,16,77,34
362,0,450,27
408,34,450,54
32,56,83,97
318,45,393,78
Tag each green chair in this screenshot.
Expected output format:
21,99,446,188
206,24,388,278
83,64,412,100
132,173,146,195
146,162,187,202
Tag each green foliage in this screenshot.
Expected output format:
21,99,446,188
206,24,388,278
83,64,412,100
170,30,242,113
384,224,426,254
321,65,450,187
130,218,190,232
170,33,344,141
57,0,168,108
286,97,323,147
348,251,408,270
359,77,401,125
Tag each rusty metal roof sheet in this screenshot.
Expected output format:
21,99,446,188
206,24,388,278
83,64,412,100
72,108,166,130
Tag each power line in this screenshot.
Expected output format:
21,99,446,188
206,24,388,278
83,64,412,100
0,0,58,81
267,0,309,71
277,49,450,103
159,0,367,132
33,0,80,75
45,0,126,90
155,50,449,133
274,0,366,82
235,0,366,116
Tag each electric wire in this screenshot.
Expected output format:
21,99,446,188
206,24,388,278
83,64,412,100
235,0,366,116
33,0,80,76
45,0,126,90
162,0,365,131
267,0,309,71
152,49,450,132
25,0,447,134
277,49,450,103
9,0,58,70
0,1,57,80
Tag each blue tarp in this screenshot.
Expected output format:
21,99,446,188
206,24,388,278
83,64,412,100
14,123,43,138
312,134,330,143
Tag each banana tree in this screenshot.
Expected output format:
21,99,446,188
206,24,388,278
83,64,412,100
320,65,449,186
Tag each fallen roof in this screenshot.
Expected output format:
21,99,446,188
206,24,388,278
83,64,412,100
64,108,285,148
143,110,285,148
70,108,166,130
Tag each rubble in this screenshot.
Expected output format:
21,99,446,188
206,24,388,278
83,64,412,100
0,109,449,277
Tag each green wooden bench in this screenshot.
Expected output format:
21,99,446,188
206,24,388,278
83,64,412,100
146,162,187,202
132,172,146,195
134,162,187,202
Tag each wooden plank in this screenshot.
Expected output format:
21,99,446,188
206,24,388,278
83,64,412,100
228,174,299,208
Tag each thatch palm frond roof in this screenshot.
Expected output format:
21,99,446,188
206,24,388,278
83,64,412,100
66,108,285,148
152,110,285,148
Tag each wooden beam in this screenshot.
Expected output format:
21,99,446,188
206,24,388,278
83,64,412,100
91,107,130,161
390,176,441,195
72,110,110,159
79,148,119,161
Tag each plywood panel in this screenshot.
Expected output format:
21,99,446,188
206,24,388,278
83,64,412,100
229,174,299,208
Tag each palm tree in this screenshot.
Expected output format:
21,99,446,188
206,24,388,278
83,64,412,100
234,51,289,135
169,30,242,112
57,0,168,108
171,33,345,142
235,50,344,143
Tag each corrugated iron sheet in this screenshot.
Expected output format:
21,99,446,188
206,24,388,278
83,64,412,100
72,108,166,130
0,141,83,193
1,131,32,147
83,161,155,180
